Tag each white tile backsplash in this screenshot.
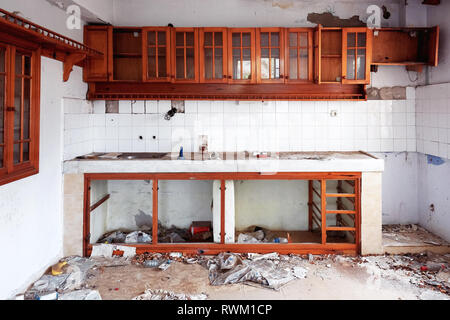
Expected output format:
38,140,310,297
416,83,450,159
64,92,424,159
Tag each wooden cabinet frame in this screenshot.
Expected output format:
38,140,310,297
171,28,199,83
83,25,112,82
199,28,228,83
227,28,256,84
342,27,372,85
256,27,285,84
142,27,172,82
285,28,313,83
83,172,361,256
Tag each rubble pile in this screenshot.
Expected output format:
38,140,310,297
132,289,207,300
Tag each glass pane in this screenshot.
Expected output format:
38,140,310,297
214,32,223,46
271,32,279,47
289,48,298,80
158,47,167,77
15,53,22,75
357,49,366,80
300,33,308,47
0,48,5,73
204,32,213,46
24,55,31,75
347,33,356,47
186,48,195,79
242,33,251,47
204,48,213,79
289,33,297,47
23,142,29,162
214,48,223,79
271,48,280,79
260,32,269,47
357,33,366,47
186,32,194,46
176,48,184,79
0,75,4,143
176,32,184,46
232,33,241,47
148,31,156,45
23,79,30,140
148,47,156,78
14,77,22,141
13,143,19,164
158,31,166,45
232,48,241,79
347,49,356,80
242,48,251,79
261,48,269,79
299,48,308,80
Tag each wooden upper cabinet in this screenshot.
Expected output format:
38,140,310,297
112,28,143,81
256,28,284,83
342,28,372,84
143,27,171,82
228,28,256,84
285,28,313,83
171,28,199,83
199,28,228,83
83,25,111,82
317,26,343,84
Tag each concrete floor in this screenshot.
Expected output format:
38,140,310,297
81,254,449,300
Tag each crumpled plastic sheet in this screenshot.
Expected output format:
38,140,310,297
207,253,307,290
58,289,102,300
125,231,152,244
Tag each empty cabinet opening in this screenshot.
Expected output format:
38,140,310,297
234,180,319,244
157,180,215,244
88,179,217,246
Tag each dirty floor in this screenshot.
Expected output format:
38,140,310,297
79,254,449,300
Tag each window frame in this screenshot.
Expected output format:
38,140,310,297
0,42,40,187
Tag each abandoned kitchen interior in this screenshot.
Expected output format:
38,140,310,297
1,0,450,301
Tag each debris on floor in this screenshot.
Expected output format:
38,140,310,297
383,224,450,247
58,289,102,300
237,226,289,244
91,244,136,258
125,231,152,244
206,252,307,290
132,288,208,300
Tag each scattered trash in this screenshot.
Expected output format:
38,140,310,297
35,292,58,300
308,254,314,262
51,261,68,276
143,260,162,268
169,252,183,259
125,231,152,244
158,260,172,271
292,266,308,279
91,244,136,258
133,289,208,300
207,252,304,290
58,290,102,300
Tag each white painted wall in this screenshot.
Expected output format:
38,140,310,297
0,0,87,299
417,153,450,242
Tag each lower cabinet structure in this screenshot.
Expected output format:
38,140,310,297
84,172,361,256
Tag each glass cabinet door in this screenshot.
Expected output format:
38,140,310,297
342,28,371,84
257,28,284,83
171,28,199,82
228,29,255,84
200,28,227,83
144,28,171,82
0,46,6,170
286,28,313,82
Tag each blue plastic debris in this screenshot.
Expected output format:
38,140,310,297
427,155,445,165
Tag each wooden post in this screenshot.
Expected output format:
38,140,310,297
321,179,327,245
308,180,313,232
152,179,158,244
221,180,226,244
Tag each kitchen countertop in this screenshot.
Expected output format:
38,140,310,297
63,151,384,174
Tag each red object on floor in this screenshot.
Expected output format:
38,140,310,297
190,221,212,235
420,266,428,271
